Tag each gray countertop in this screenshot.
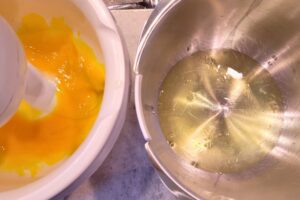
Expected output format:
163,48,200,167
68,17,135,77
68,8,177,200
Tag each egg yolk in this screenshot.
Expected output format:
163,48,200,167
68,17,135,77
0,14,105,176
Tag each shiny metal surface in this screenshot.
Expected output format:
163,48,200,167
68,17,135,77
108,0,159,10
135,0,300,199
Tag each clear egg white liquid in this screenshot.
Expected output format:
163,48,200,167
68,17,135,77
158,49,283,173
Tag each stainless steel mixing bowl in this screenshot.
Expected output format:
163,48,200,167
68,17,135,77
134,0,300,199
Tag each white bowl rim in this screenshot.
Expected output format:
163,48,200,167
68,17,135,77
0,0,129,199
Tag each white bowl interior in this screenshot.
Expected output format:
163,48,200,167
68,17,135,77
0,0,128,199
0,0,103,190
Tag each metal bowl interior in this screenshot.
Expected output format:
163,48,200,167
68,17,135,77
135,0,300,199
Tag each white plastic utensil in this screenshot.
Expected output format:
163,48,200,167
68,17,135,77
0,17,56,127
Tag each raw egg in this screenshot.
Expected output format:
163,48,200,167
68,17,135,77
0,13,105,175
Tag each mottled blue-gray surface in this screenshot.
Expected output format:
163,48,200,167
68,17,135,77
68,100,176,200
68,7,177,200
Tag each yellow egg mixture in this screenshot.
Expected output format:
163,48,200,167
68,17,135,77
0,14,105,175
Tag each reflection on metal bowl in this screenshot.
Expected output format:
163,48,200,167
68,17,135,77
135,0,300,199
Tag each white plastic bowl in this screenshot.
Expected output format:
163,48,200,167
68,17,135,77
0,0,129,199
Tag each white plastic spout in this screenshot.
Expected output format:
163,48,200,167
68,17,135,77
25,63,56,114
